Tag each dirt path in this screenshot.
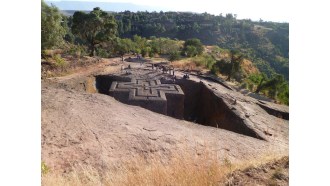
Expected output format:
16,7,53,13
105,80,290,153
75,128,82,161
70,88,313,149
47,57,123,81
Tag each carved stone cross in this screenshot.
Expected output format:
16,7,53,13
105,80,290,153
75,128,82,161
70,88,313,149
109,78,184,119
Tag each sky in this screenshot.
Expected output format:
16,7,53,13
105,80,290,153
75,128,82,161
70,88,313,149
49,0,290,22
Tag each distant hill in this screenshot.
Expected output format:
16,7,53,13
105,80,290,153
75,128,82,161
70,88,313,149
110,11,289,80
45,1,168,12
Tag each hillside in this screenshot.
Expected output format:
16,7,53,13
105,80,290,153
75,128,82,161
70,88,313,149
112,11,289,79
57,8,288,80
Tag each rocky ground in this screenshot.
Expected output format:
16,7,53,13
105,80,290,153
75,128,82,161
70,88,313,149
41,56,289,184
224,156,289,186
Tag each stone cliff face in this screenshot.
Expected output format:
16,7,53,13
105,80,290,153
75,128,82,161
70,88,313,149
197,83,264,139
175,80,265,140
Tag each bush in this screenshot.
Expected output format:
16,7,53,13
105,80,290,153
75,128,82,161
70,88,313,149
211,65,219,74
277,83,289,105
169,51,181,61
192,54,216,69
149,48,156,58
96,48,110,58
211,59,231,75
141,48,147,57
54,54,67,68
183,38,204,57
186,45,197,57
68,44,87,58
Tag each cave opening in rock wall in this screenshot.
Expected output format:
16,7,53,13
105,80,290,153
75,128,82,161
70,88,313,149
95,75,262,139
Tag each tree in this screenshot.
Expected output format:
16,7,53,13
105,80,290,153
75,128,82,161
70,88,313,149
132,35,147,54
227,50,243,81
114,38,134,61
169,51,180,61
182,38,204,57
41,0,66,49
186,45,197,57
255,74,285,98
72,7,117,56
254,73,268,93
62,16,75,43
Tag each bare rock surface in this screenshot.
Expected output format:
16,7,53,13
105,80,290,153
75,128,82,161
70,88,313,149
41,58,289,173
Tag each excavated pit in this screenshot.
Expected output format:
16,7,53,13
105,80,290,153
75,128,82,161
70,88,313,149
257,102,289,120
95,74,263,140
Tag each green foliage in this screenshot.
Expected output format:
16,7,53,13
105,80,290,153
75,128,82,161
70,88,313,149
211,50,244,81
277,83,289,105
149,37,181,55
226,50,244,81
149,51,155,58
145,46,152,57
169,51,181,61
141,47,147,57
247,73,263,84
256,74,284,93
210,65,219,75
192,54,216,69
96,48,110,58
68,44,87,58
62,15,75,43
212,59,231,75
183,38,204,57
54,54,67,67
41,161,50,175
112,11,288,79
114,38,134,57
254,74,288,104
186,46,197,57
253,58,277,78
242,73,288,105
242,73,266,92
132,34,147,50
72,7,117,56
210,50,245,82
41,0,66,49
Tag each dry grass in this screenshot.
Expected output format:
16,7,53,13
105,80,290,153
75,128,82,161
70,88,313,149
42,147,286,186
171,58,197,70
42,151,228,186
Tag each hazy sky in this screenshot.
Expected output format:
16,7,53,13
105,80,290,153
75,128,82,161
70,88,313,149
50,0,289,22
